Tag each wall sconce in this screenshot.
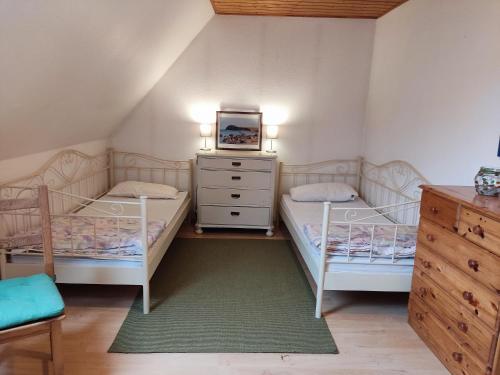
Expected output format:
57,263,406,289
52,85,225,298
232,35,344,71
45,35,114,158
266,125,279,153
199,123,212,151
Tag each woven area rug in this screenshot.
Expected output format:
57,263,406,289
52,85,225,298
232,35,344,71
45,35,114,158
109,238,337,353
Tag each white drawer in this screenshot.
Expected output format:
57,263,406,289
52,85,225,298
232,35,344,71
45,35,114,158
199,169,271,189
199,157,272,171
198,188,272,206
199,206,270,226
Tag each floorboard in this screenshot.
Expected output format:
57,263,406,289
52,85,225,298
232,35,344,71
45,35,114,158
0,226,447,375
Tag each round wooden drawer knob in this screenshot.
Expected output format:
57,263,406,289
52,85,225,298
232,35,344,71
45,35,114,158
458,322,468,333
426,234,435,242
467,259,479,272
452,352,463,363
419,287,427,297
415,312,424,321
430,207,439,214
422,260,431,269
462,291,474,302
472,225,485,238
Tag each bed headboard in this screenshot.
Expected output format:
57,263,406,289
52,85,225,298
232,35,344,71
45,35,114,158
278,159,362,197
278,158,428,225
111,150,192,193
0,148,193,236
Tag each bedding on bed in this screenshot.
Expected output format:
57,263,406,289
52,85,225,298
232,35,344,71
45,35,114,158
21,216,166,258
303,223,417,258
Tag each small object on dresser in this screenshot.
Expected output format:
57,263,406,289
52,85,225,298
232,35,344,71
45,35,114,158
474,166,499,196
199,123,212,151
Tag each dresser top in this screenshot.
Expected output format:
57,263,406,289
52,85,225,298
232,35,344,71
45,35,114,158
196,150,277,159
421,185,500,221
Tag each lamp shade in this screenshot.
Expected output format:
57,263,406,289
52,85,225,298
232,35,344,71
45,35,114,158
199,123,212,137
266,125,279,139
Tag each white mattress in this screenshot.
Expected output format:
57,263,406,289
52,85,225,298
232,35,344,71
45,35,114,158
78,192,189,222
281,194,414,272
10,192,189,266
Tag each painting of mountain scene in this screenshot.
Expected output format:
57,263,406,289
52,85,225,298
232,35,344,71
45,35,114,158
216,111,262,150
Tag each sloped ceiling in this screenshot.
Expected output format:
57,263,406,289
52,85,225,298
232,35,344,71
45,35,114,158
0,0,213,159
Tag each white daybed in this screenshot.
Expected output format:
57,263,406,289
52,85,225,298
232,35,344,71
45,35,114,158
0,149,193,314
278,158,428,318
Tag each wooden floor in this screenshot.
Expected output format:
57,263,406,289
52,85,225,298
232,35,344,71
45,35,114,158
0,226,447,375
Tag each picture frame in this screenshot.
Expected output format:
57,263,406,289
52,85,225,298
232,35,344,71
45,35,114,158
216,111,263,151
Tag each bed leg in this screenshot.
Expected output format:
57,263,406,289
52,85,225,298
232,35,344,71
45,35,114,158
315,201,331,319
315,282,324,319
143,282,150,314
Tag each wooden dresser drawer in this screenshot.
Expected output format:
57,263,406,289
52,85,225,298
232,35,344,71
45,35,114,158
418,218,500,292
198,157,272,171
420,190,459,231
409,295,487,375
411,270,495,364
415,244,499,330
458,207,500,257
199,169,271,189
198,187,271,207
198,206,270,226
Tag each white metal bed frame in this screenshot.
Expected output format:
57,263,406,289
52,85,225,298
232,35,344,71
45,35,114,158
278,158,429,318
0,148,193,314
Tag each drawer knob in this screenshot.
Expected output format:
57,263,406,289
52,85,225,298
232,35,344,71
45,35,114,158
415,312,424,321
467,259,479,272
231,194,241,199
458,322,468,333
232,162,241,167
430,207,439,214
232,176,241,180
462,291,473,302
230,211,240,216
418,287,427,297
426,234,435,242
472,225,485,239
452,352,463,363
422,260,431,269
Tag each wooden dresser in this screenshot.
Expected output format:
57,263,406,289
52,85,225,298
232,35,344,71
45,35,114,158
195,151,277,236
409,186,500,375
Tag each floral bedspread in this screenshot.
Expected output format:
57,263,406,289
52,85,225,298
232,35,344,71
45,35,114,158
303,223,417,258
29,217,166,258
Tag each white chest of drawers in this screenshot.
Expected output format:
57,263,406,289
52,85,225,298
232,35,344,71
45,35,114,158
195,151,277,236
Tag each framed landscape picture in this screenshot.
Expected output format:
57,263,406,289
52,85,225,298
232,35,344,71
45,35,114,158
216,111,263,151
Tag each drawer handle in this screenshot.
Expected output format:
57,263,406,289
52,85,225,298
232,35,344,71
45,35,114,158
472,225,485,239
232,162,241,167
230,211,240,216
430,207,439,214
422,260,431,269
425,234,435,242
462,291,474,302
418,287,427,297
467,259,479,272
232,176,241,180
452,352,463,363
415,312,424,322
231,194,241,199
458,322,468,333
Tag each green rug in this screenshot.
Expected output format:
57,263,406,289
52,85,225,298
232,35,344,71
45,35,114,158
109,238,337,353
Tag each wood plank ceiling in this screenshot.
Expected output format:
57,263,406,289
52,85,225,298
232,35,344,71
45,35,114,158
211,0,407,19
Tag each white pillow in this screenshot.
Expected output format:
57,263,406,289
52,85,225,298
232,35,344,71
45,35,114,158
108,181,178,199
290,182,358,202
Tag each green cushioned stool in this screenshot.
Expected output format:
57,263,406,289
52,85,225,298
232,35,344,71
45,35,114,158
0,273,65,329
0,186,66,375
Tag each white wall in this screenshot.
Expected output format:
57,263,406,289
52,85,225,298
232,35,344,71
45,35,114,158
112,15,375,163
363,0,500,184
0,0,213,160
0,139,108,184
